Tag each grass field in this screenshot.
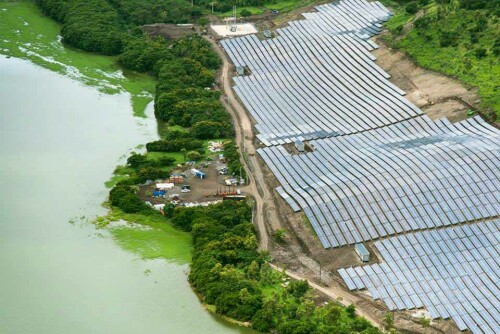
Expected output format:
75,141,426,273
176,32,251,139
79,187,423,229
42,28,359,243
215,0,317,18
380,0,500,121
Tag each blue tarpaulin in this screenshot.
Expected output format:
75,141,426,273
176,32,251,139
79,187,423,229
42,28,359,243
153,190,166,197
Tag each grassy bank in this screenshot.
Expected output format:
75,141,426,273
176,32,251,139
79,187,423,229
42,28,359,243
379,0,500,121
0,1,156,117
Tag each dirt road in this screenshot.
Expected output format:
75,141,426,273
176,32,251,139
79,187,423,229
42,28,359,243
206,37,282,251
267,263,382,329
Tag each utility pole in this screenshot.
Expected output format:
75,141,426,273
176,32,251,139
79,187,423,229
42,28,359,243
319,261,322,283
211,2,215,13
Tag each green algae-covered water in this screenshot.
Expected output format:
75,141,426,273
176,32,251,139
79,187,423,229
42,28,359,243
0,2,255,334
0,1,156,117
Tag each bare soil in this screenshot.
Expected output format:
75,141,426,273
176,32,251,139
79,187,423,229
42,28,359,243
137,159,251,206
373,36,481,123
141,24,197,39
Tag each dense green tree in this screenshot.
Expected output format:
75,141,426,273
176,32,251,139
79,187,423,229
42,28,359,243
109,185,148,213
191,120,232,139
286,279,309,298
241,9,252,17
146,139,203,152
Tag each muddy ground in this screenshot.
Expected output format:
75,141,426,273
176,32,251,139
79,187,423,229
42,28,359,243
141,23,197,39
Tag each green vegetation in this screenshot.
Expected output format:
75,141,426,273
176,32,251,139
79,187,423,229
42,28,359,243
35,0,200,54
273,229,287,244
0,1,156,116
118,33,232,141
264,0,317,13
215,0,318,17
223,140,246,178
95,207,192,264
380,0,500,121
164,201,382,334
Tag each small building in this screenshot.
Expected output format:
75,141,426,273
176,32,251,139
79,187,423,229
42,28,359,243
156,182,174,190
236,66,245,76
153,203,166,211
295,139,305,152
355,243,370,262
263,30,272,38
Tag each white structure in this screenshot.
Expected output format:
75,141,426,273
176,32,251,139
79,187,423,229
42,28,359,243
355,243,370,262
211,23,257,37
156,183,174,190
295,140,305,152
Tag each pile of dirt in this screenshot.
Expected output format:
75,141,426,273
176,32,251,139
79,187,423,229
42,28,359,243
142,23,196,39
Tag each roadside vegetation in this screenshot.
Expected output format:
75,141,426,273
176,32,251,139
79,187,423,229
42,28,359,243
214,0,318,17
380,0,500,121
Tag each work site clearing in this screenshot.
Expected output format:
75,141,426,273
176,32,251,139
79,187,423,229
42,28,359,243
137,147,248,209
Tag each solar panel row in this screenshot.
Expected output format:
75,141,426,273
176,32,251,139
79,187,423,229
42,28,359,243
258,116,500,248
338,219,500,334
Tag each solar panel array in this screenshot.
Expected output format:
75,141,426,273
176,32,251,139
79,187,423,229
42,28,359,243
221,1,500,332
221,0,422,146
338,220,500,334
258,116,500,248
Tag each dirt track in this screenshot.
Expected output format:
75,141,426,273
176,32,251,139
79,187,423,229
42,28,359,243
206,37,282,251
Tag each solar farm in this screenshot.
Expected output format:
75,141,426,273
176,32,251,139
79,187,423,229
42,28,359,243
220,0,500,332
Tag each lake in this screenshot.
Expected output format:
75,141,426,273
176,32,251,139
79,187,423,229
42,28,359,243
0,55,254,333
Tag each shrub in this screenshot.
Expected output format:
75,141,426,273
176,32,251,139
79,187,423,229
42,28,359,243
146,139,203,152
240,9,252,17
286,280,309,298
405,2,419,14
187,151,202,161
440,30,459,47
474,47,487,58
274,229,287,244
109,185,148,213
